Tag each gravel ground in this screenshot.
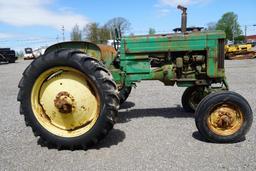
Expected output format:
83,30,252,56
0,59,256,171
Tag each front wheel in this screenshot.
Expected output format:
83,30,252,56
17,49,119,149
195,91,253,143
118,86,132,104
182,86,208,112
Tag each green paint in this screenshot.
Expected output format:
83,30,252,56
45,30,227,89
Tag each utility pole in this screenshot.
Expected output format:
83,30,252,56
61,25,65,42
244,25,247,42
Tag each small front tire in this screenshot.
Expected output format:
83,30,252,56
195,91,253,143
182,86,207,112
118,86,132,104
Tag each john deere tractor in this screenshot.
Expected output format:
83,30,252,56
17,6,253,149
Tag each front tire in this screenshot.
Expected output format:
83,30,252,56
195,91,253,143
182,86,207,112
17,49,119,149
118,86,132,104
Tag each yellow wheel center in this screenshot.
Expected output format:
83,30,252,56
31,67,100,138
207,104,244,136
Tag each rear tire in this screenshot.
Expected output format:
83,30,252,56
195,91,253,143
17,49,119,149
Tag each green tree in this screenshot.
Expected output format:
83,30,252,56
149,28,156,35
70,24,82,41
216,12,242,41
84,23,111,44
84,23,100,43
235,35,245,43
16,50,24,58
98,26,111,44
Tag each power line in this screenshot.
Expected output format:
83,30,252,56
0,37,56,43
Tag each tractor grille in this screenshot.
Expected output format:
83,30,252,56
218,39,225,69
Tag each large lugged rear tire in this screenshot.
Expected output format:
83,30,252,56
195,91,253,143
17,49,119,150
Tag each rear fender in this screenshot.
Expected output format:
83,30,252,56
45,41,102,61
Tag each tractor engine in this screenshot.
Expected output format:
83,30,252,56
117,5,225,87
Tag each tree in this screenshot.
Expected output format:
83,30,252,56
105,17,131,35
98,26,111,44
84,23,100,43
149,28,156,35
16,50,24,58
70,24,82,41
235,35,245,43
216,12,242,41
83,23,111,44
207,22,216,31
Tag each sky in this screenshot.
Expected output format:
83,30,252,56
0,0,255,51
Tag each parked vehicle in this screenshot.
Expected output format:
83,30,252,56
17,5,253,149
24,47,46,60
24,48,35,60
0,48,17,63
225,43,256,60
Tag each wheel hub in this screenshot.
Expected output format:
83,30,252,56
207,104,243,136
217,115,232,128
54,91,74,114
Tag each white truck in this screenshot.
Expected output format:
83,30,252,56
24,47,46,60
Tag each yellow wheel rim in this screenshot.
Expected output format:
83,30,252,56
31,67,100,138
207,104,244,136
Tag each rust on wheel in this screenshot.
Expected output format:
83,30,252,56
31,66,100,138
207,104,244,136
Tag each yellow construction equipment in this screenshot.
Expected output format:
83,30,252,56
225,43,256,60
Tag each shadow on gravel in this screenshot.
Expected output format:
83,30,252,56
192,131,209,143
0,62,19,65
118,101,193,123
94,129,126,149
0,62,10,65
192,131,246,144
120,101,136,110
37,128,126,151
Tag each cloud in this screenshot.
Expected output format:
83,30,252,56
0,0,90,31
0,33,13,39
155,0,211,17
157,8,171,17
159,0,209,7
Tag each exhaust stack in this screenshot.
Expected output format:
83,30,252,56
177,5,187,33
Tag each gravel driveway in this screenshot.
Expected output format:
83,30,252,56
0,59,255,171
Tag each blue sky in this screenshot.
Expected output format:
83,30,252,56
0,0,255,51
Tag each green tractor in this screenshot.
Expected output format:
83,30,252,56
18,6,253,149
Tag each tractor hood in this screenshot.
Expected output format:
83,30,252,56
122,31,225,54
